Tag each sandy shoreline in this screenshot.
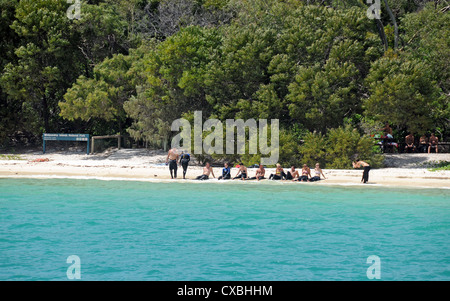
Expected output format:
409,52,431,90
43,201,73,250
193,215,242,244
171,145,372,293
1,149,449,189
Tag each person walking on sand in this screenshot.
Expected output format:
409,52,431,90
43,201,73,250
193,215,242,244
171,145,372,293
179,151,190,179
166,148,179,179
195,162,215,180
352,160,370,184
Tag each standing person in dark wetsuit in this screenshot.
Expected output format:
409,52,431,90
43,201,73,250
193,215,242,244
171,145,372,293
166,148,179,179
353,160,371,184
179,151,190,179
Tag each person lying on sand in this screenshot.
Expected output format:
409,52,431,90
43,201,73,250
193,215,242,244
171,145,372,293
233,163,248,180
309,163,326,182
196,162,215,180
352,160,370,184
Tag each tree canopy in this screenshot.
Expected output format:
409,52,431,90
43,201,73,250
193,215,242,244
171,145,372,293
1,0,448,167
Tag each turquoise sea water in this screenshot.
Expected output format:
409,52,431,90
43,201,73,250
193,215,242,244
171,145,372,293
0,178,449,281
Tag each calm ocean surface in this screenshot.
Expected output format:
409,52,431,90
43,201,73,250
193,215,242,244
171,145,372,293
0,178,449,280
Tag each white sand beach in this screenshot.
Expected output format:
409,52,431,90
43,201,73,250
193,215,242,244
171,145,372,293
1,149,449,189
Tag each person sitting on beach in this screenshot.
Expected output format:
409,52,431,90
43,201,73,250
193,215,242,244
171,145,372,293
309,163,326,182
405,133,416,153
268,163,286,180
233,163,248,180
352,160,370,184
195,162,215,180
286,166,299,180
218,162,231,180
419,134,428,153
166,148,179,179
297,164,311,182
179,151,190,179
248,164,266,181
428,133,439,153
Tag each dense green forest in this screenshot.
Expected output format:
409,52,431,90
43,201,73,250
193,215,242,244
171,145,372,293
0,0,448,167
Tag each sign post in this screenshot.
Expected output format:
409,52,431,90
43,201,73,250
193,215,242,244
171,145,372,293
43,133,90,155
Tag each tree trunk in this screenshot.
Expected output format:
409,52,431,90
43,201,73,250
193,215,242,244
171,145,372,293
42,94,49,133
375,19,388,52
383,0,398,49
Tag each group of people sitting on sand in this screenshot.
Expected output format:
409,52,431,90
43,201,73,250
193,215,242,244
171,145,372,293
167,147,371,183
195,162,327,182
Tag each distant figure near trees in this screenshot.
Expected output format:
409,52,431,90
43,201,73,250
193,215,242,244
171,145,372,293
166,148,179,179
405,133,416,153
419,134,428,153
381,123,393,138
428,133,439,153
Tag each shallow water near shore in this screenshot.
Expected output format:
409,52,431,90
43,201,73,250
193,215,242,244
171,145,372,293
0,178,449,280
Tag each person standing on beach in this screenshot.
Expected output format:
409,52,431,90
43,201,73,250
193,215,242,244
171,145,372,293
352,160,370,184
166,148,179,179
179,151,190,179
196,162,215,180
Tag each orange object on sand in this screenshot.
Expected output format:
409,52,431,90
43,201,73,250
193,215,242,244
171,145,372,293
30,158,50,162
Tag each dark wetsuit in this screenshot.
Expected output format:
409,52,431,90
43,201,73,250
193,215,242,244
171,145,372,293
218,167,231,180
179,153,190,179
196,174,209,180
169,159,177,178
362,166,371,183
248,176,265,180
286,171,296,180
269,171,286,180
233,172,247,180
